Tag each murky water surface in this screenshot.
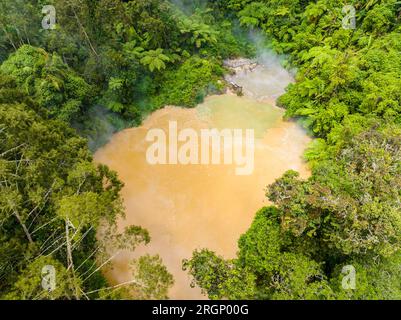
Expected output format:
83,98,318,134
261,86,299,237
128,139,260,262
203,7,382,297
94,59,311,299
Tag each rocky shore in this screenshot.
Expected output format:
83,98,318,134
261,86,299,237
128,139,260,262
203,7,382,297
223,58,259,96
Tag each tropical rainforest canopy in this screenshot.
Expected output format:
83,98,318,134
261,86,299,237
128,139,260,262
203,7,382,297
0,0,400,299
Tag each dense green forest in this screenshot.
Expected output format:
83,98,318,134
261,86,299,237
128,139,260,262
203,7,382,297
1,0,400,300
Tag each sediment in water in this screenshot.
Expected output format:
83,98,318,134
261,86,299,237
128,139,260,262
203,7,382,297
94,58,311,299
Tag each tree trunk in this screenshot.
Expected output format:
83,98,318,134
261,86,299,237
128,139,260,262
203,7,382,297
1,24,17,51
71,7,98,57
65,219,81,299
13,211,33,244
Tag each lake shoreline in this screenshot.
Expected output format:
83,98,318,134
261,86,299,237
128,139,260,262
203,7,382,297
94,55,312,299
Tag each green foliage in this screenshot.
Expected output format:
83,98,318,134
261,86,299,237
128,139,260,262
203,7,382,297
0,0,251,125
3,0,401,301
330,254,401,299
187,123,401,299
0,45,93,122
130,255,174,300
140,49,171,72
0,1,252,298
152,56,225,108
185,208,334,300
183,249,257,300
236,207,334,300
233,0,401,138
4,256,77,300
0,73,172,299
268,124,401,259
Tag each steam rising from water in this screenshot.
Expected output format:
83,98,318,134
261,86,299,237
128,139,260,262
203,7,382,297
225,55,294,101
225,30,297,102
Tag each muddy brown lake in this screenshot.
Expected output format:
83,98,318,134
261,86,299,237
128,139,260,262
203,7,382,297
94,58,311,299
